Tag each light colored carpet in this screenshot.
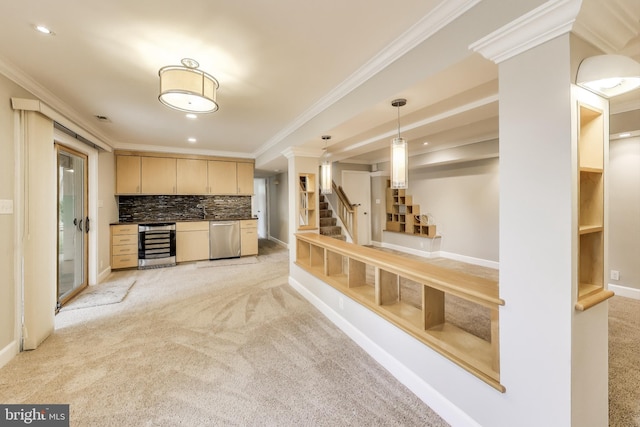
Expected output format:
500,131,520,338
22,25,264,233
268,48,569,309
196,256,259,268
0,240,448,426
60,278,136,311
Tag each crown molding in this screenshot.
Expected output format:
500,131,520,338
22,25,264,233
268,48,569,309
254,0,482,158
572,0,640,54
112,141,253,159
469,0,582,64
0,56,115,149
281,147,324,159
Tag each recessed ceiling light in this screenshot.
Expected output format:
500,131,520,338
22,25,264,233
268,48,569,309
187,137,197,143
35,25,54,35
186,113,197,119
619,132,631,138
423,142,429,146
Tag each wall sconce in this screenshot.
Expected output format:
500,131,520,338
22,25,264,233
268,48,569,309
576,54,640,98
390,99,408,189
159,58,219,113
320,135,332,194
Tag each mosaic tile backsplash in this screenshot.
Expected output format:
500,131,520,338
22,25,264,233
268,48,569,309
118,195,252,223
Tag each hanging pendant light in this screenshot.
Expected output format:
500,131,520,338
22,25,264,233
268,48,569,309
159,58,219,113
321,135,333,194
390,98,408,189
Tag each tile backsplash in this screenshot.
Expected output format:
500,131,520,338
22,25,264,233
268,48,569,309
118,195,252,223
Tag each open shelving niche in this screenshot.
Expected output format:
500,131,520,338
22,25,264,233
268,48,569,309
298,173,317,231
575,102,613,311
295,232,505,392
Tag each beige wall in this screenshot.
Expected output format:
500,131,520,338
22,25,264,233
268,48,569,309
98,150,118,279
0,74,34,357
609,136,640,291
268,173,288,245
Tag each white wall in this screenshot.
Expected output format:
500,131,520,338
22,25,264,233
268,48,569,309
268,172,289,245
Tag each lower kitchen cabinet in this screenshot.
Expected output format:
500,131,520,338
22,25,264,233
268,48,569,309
176,221,210,262
240,219,258,256
111,224,138,269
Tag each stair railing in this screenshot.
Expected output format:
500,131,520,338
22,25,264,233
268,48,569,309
332,181,358,244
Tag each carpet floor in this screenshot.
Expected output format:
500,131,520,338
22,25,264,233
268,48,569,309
0,240,447,426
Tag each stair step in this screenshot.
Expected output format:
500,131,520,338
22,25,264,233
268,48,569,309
319,202,328,209
320,217,337,227
320,225,342,235
319,210,333,218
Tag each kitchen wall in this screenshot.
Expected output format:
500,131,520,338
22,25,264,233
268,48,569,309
117,195,251,223
98,150,118,281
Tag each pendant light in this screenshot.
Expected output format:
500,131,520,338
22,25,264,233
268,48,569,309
390,98,408,189
159,58,219,113
321,135,333,194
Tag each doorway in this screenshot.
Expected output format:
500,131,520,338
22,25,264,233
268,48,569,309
56,144,89,308
341,170,372,245
253,178,267,238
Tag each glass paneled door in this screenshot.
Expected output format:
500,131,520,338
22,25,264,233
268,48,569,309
57,145,89,308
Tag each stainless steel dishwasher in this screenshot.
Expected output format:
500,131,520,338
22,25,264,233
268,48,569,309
209,221,241,259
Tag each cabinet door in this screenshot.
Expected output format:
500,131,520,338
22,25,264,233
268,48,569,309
177,158,208,194
176,230,210,262
237,162,254,195
115,155,141,194
240,226,258,256
208,160,237,194
141,157,177,194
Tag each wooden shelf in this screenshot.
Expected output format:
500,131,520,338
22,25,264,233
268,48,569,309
576,288,615,311
298,174,317,230
579,225,603,234
295,233,504,392
385,181,436,237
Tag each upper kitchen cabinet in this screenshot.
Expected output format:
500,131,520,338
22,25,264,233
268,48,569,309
116,155,141,194
177,158,208,194
237,162,254,195
208,160,237,194
141,157,177,194
207,160,254,195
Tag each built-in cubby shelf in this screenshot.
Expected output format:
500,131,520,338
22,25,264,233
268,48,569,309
575,103,613,311
385,182,436,238
295,233,505,391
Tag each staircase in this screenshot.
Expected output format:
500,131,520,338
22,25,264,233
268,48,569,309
319,194,345,240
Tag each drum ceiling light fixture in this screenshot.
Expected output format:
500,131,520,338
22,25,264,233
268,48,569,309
158,58,219,113
576,54,640,98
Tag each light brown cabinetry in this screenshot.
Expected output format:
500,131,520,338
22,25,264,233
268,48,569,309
141,157,177,194
111,224,138,269
116,155,141,194
237,162,254,195
115,151,254,195
176,221,210,262
240,219,258,256
385,182,436,237
208,160,237,194
575,102,613,310
177,158,208,194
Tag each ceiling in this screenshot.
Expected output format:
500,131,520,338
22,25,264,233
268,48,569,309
0,0,638,177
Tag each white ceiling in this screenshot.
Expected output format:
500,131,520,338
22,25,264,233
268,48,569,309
0,0,638,176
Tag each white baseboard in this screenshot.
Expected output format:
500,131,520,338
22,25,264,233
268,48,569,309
288,274,480,427
0,340,19,369
609,283,640,300
371,240,499,270
98,266,112,284
438,251,499,270
267,236,288,249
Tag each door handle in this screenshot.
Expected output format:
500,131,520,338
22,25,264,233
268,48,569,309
85,217,90,233
77,218,83,232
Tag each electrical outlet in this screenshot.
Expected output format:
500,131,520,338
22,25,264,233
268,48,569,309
610,270,620,281
0,199,13,214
